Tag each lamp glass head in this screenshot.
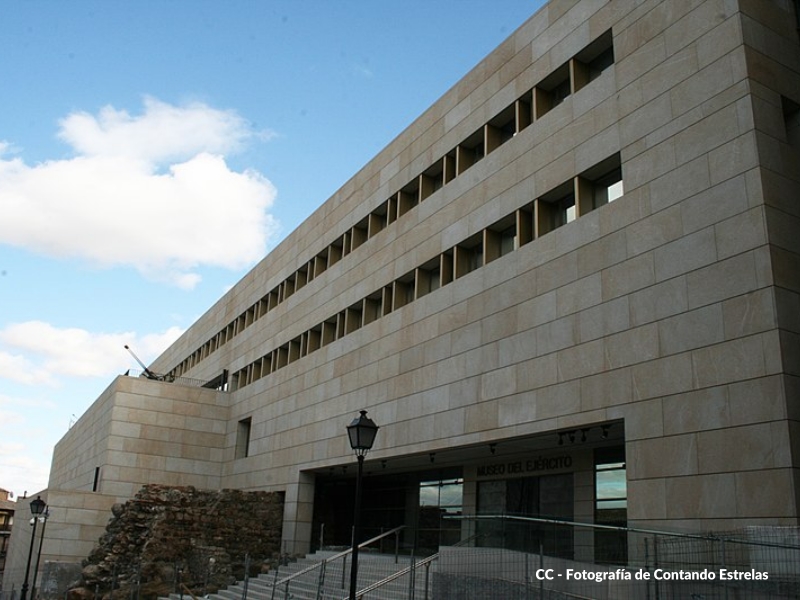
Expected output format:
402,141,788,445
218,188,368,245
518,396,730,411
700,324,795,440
347,410,379,456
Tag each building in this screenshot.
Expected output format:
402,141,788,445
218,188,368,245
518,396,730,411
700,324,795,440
0,490,15,592
4,0,800,593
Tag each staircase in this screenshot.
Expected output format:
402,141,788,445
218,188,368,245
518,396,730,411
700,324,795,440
164,550,436,600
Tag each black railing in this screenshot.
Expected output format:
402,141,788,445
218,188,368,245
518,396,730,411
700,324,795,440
124,369,214,388
436,515,800,600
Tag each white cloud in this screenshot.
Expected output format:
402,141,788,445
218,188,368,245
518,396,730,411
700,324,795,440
0,351,55,386
57,96,261,164
0,98,279,288
0,321,184,384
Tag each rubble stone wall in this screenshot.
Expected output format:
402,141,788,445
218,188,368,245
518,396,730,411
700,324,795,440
71,485,284,600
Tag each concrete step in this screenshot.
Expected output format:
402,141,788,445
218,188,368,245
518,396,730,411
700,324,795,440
163,551,435,600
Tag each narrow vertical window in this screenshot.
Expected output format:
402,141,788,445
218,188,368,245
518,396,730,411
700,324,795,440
594,447,627,564
783,96,800,149
236,417,252,459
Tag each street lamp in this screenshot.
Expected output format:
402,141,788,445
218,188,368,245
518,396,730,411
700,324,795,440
31,508,50,600
20,495,46,600
346,410,379,600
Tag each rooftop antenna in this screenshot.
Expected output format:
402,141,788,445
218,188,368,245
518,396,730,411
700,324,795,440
124,345,166,381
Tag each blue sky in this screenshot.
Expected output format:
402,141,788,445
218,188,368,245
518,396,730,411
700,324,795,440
0,1,543,499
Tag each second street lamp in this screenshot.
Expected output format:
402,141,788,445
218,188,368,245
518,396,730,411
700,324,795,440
20,495,47,600
346,410,379,600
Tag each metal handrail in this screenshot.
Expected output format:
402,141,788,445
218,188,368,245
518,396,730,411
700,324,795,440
447,514,800,551
347,552,438,600
347,532,483,599
269,525,406,590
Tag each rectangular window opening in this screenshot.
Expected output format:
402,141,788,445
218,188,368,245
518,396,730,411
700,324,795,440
783,96,800,148
535,63,571,118
594,446,627,565
486,105,517,153
578,154,624,212
456,129,485,174
236,417,252,459
575,29,615,86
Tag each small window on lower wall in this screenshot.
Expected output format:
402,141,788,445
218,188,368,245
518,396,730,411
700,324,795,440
236,417,252,459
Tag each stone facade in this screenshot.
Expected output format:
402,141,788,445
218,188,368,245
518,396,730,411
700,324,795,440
5,0,800,595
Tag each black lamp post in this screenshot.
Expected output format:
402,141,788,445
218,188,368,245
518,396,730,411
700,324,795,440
346,410,379,600
20,495,46,600
30,507,50,600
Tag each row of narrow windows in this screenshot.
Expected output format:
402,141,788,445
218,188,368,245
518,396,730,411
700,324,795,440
167,30,615,381
228,152,623,392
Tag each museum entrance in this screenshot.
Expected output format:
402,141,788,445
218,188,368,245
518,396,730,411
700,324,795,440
309,421,626,560
311,467,463,555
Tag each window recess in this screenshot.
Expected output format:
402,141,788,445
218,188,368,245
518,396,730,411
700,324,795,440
415,257,441,299
420,159,445,201
387,194,399,225
328,236,344,267
335,310,346,339
440,250,455,287
306,327,322,354
276,344,289,369
443,152,457,185
515,90,533,133
534,63,571,119
783,96,800,148
344,302,363,335
456,128,485,175
235,417,252,459
368,209,387,238
257,297,268,320
397,182,419,218
295,265,309,292
321,317,338,347
454,232,484,278
535,180,576,237
288,337,301,363
578,153,624,210
572,29,615,93
516,204,535,248
350,217,369,251
485,105,517,153
381,285,394,317
484,214,517,264
363,292,382,325
393,271,416,309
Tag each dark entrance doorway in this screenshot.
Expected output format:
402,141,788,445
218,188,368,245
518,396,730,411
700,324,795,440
311,467,463,554
476,473,574,557
313,472,407,551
